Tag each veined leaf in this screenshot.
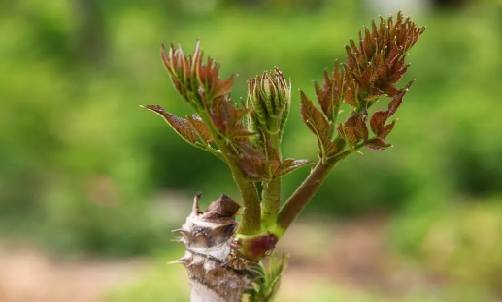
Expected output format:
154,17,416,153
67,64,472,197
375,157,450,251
210,97,253,139
370,111,388,136
367,137,391,150
235,141,270,180
368,86,409,150
142,104,212,148
315,62,345,121
300,91,333,158
340,113,368,146
187,114,213,143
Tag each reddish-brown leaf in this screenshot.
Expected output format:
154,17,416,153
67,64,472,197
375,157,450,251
315,63,346,120
210,97,252,139
341,114,368,145
213,76,235,99
187,114,213,143
344,12,424,101
370,111,388,136
367,137,391,150
143,104,200,145
369,84,409,142
235,141,269,179
381,120,396,138
161,41,234,105
301,90,343,159
300,91,331,147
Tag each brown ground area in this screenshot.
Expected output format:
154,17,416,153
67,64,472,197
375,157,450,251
0,217,440,302
0,246,146,302
279,217,445,300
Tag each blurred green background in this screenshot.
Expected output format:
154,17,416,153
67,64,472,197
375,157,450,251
0,0,501,301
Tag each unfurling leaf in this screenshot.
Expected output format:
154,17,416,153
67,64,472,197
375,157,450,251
142,104,212,148
187,114,214,143
300,91,329,135
235,141,294,180
235,141,270,180
339,113,368,146
300,91,333,156
369,111,388,137
368,86,409,149
248,252,287,302
210,97,253,139
366,137,390,150
161,41,234,106
345,12,424,101
315,62,345,121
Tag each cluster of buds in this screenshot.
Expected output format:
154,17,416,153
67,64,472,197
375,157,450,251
247,68,291,140
161,41,234,107
300,12,425,156
345,11,425,104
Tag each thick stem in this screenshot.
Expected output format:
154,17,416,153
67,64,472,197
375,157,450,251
185,255,248,302
190,283,228,302
179,195,254,302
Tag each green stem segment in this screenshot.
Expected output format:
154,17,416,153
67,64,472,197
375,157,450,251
261,177,281,227
199,110,261,235
261,133,282,228
233,172,262,234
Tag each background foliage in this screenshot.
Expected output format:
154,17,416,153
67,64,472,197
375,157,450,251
0,0,501,300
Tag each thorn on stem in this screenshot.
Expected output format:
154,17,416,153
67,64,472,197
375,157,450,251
167,259,185,265
192,192,202,215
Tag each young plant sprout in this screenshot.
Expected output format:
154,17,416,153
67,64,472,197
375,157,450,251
143,12,424,302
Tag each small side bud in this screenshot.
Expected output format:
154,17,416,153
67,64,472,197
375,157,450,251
235,233,279,262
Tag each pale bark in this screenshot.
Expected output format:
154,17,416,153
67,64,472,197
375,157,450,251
176,194,254,302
